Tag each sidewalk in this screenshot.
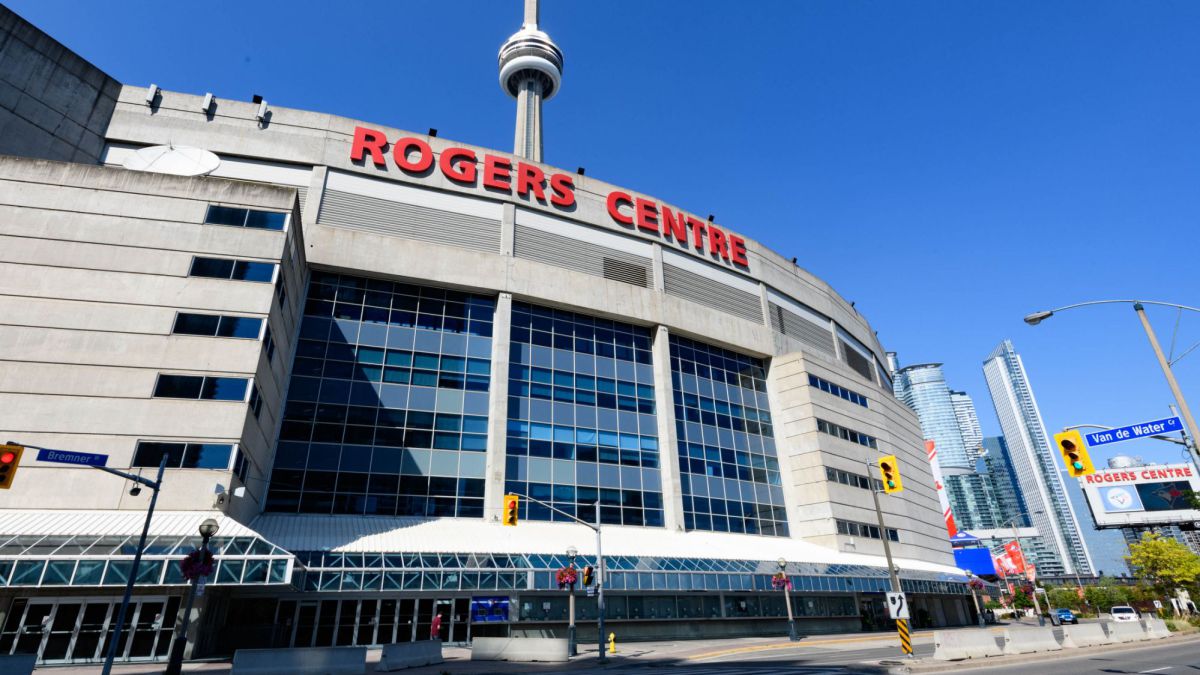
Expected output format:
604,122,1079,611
25,623,1059,674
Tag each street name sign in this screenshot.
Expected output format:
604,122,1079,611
1084,417,1182,447
36,448,108,467
886,592,909,620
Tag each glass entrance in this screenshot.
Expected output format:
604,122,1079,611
0,597,177,664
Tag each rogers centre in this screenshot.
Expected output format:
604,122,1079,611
0,2,971,665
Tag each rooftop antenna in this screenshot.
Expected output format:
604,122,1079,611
498,0,563,162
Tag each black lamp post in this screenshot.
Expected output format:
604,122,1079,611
566,545,578,657
165,518,219,675
778,558,798,641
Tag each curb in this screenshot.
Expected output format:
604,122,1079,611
890,632,1200,673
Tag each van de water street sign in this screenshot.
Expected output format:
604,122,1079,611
36,448,108,467
1084,417,1183,447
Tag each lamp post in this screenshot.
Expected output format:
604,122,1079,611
777,558,798,641
999,513,1044,625
165,518,220,675
1025,300,1200,466
967,577,986,627
566,545,578,657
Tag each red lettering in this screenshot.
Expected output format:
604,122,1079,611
549,173,575,207
635,198,659,234
729,235,749,266
687,216,707,251
607,191,634,226
659,205,688,243
439,147,477,183
708,224,730,260
482,155,512,191
516,162,547,202
351,126,388,166
393,137,434,173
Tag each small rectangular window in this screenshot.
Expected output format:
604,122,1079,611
133,441,234,469
249,386,263,418
189,257,276,283
173,313,263,339
154,374,247,401
263,326,276,362
204,205,287,231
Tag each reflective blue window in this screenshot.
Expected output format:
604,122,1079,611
671,335,788,536
505,303,662,527
266,273,494,517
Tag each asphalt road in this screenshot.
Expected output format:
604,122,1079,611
963,638,1200,675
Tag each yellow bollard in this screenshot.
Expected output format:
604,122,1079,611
607,632,616,653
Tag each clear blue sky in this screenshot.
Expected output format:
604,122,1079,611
11,0,1199,470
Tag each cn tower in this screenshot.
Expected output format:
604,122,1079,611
497,0,563,162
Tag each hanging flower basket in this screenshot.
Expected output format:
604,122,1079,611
556,565,578,590
968,578,985,591
180,547,216,581
771,572,792,590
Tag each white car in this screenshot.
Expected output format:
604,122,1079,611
1109,606,1140,622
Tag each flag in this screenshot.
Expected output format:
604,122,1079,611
925,440,958,537
1003,540,1026,573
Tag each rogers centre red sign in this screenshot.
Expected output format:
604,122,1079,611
350,127,749,268
1082,465,1195,485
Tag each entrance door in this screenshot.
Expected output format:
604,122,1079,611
450,598,470,643
1,597,176,664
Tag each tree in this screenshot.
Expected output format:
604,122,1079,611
1012,588,1033,609
1127,532,1200,589
1048,587,1081,611
1085,584,1124,611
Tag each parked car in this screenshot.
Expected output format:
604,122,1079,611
1054,608,1078,625
1109,606,1140,622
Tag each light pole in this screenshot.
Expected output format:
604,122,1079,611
165,518,220,675
967,577,986,627
999,513,1044,625
1025,299,1200,467
864,459,909,658
566,545,578,657
777,558,798,641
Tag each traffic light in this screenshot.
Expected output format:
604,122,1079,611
502,494,519,526
878,455,903,493
0,444,25,490
582,565,594,586
1054,430,1095,477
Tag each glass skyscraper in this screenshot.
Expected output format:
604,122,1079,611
982,340,1094,576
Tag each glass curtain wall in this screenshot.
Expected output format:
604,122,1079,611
505,302,664,526
671,335,788,536
266,273,495,516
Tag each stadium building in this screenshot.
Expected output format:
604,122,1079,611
0,1,971,664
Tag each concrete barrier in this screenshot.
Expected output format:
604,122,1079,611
932,629,1004,661
232,646,366,674
0,655,36,675
375,640,443,671
1104,621,1149,643
471,637,569,662
1061,623,1112,649
1143,617,1171,639
1002,626,1062,655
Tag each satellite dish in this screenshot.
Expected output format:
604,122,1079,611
122,144,220,177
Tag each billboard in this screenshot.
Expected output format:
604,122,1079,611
1080,463,1200,529
953,548,997,577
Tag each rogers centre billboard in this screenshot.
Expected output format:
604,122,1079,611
349,126,750,269
1080,463,1200,529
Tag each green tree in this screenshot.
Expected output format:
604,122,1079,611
1048,587,1081,611
1085,585,1124,611
1012,588,1033,609
1127,532,1200,589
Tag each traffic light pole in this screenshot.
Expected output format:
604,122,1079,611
12,443,166,675
507,492,605,663
865,460,910,658
1133,303,1200,468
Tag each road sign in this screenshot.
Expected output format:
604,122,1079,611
896,618,913,656
886,592,909,620
1085,417,1183,447
36,448,108,467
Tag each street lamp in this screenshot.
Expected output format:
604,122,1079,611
566,545,578,657
998,512,1045,626
165,518,220,675
1024,299,1200,466
777,558,798,641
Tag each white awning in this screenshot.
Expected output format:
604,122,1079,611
0,510,263,540
251,513,965,577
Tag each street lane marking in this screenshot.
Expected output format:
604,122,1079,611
1138,668,1171,673
689,632,933,660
